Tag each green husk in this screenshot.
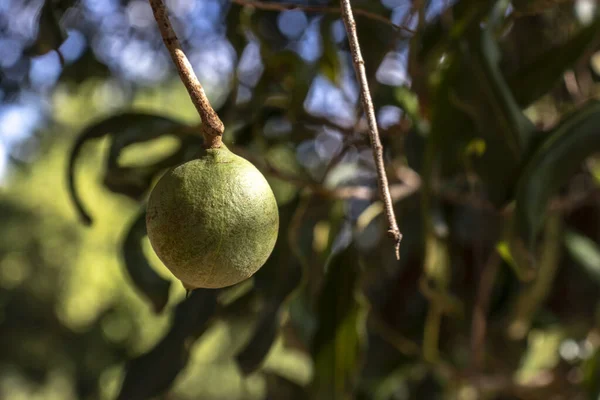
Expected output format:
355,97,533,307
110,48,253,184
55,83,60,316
146,145,279,289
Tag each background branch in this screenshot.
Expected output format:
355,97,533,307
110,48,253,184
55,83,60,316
232,146,421,202
230,0,415,34
149,0,224,148
470,252,501,376
339,0,403,259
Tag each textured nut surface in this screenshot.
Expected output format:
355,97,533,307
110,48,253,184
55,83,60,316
146,145,279,289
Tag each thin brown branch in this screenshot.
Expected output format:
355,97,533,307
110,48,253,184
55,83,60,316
149,0,224,148
230,0,415,34
339,0,403,259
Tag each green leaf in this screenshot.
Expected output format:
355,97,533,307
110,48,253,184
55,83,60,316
394,86,420,121
234,197,305,375
249,9,289,52
235,302,281,375
103,116,201,199
319,17,342,86
508,17,600,108
424,52,515,207
441,26,533,204
423,52,475,199
67,113,193,224
582,349,600,398
497,211,538,281
507,214,562,337
27,1,67,58
515,101,600,249
225,2,246,57
121,207,171,313
417,0,497,63
424,23,537,207
265,50,315,122
116,289,219,400
310,238,368,400
564,230,600,285
471,28,535,152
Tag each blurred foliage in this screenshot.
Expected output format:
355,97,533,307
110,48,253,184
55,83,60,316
2,0,600,399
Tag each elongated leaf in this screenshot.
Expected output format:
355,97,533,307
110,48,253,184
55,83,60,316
423,25,528,207
507,214,562,338
418,0,496,63
582,349,600,398
564,230,600,285
515,101,600,248
67,113,190,224
319,16,342,86
423,51,475,195
440,25,532,204
234,197,304,375
225,2,246,57
472,28,535,151
498,213,537,282
264,50,315,122
116,289,219,400
122,207,171,313
103,118,201,199
310,238,368,400
27,1,67,58
508,18,600,108
102,134,200,200
235,302,281,375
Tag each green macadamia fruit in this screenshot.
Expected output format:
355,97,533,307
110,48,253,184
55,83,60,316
146,144,279,289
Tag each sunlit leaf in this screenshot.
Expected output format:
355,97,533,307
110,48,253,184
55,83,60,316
514,327,563,383
394,86,420,122
565,230,600,285
582,349,600,398
103,118,201,199
67,113,193,224
121,207,171,313
116,289,219,400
